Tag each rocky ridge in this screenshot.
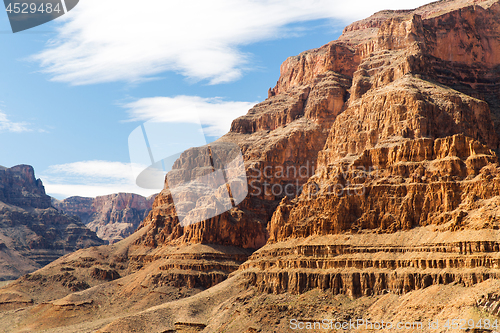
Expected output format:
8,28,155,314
0,164,51,209
53,193,157,243
135,57,352,251
137,0,500,253
0,165,104,280
248,0,500,297
134,0,500,298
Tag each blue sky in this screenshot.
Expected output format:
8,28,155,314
0,0,434,199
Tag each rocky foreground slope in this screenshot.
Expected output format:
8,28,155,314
0,165,104,281
2,0,500,332
53,193,157,244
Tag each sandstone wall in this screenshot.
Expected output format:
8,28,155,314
54,193,157,243
251,0,500,297
0,165,51,209
0,165,104,280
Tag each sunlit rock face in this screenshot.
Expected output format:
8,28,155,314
245,0,500,296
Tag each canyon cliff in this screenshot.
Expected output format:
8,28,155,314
0,165,104,281
53,193,157,244
133,0,500,298
2,0,500,332
250,0,500,298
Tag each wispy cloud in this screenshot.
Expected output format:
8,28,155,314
41,160,157,199
0,111,31,133
33,0,434,86
46,160,133,180
124,95,257,137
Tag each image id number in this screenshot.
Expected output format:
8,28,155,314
6,2,62,14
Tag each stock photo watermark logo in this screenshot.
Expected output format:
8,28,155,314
247,163,379,199
247,162,315,199
128,117,248,228
3,0,78,33
128,115,378,227
305,165,380,198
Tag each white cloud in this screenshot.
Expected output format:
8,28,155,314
33,0,435,86
41,160,158,199
46,160,134,180
0,111,31,133
124,95,257,137
45,183,157,200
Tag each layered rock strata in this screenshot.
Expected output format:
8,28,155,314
53,193,157,243
0,165,104,280
0,164,51,209
129,0,500,299
136,72,352,249
139,0,500,253
269,134,500,240
253,0,500,296
243,228,500,297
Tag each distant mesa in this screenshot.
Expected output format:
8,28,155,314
52,193,157,244
0,164,104,280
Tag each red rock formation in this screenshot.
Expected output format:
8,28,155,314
0,165,51,209
248,0,500,296
0,165,104,280
136,73,351,249
53,193,157,243
137,0,500,257
242,229,500,297
267,0,500,241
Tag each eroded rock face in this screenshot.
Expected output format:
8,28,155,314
0,165,104,280
139,0,500,255
242,229,500,297
252,0,500,296
266,0,500,240
53,193,157,244
269,134,500,240
0,165,51,209
136,71,352,249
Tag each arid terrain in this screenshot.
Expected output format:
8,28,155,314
2,0,500,332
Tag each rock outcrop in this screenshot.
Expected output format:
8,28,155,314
0,165,51,209
136,0,500,254
243,228,500,297
53,193,157,243
252,0,500,296
0,165,104,280
134,0,500,298
135,60,352,250
100,0,500,298
4,1,500,332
